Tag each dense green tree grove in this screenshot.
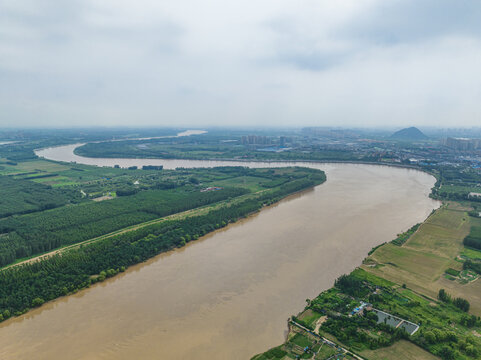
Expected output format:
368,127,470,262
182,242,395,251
0,173,324,317
0,175,79,218
334,274,368,298
463,259,481,274
0,145,36,161
438,289,470,312
0,187,247,266
321,313,409,350
426,164,481,204
256,172,326,204
463,226,481,250
453,298,471,313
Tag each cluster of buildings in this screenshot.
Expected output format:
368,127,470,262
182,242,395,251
279,136,292,147
443,137,481,151
236,131,481,169
241,135,272,145
241,135,293,147
200,186,223,192
240,134,293,147
349,302,420,335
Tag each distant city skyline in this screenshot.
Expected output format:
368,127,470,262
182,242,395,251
1,0,481,128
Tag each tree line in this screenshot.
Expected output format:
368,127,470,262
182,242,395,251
463,226,481,250
0,170,325,319
0,187,247,267
0,175,80,219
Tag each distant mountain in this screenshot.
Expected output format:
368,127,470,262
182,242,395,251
390,127,428,141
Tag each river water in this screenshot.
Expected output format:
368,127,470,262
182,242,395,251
0,145,440,360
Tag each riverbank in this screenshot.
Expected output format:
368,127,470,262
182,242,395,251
253,203,481,359
0,160,438,360
0,166,325,320
71,141,419,170
36,142,426,174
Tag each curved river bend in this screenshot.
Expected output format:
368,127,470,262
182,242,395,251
0,145,440,360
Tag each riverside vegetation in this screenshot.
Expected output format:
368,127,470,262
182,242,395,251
74,133,375,162
253,167,481,359
0,156,325,322
3,129,481,359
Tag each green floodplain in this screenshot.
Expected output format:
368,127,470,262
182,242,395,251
2,129,481,359
253,205,481,359
74,134,372,162
0,155,326,320
228,132,481,360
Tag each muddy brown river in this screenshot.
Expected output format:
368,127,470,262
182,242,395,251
0,145,439,360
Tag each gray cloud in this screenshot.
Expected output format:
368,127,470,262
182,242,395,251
264,0,481,71
0,0,481,127
342,0,481,45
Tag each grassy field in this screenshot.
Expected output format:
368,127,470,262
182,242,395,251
470,216,481,227
405,207,469,258
298,309,322,329
204,175,266,192
462,247,481,261
1,158,312,196
314,344,337,359
440,185,481,193
363,206,478,313
360,340,439,360
445,201,475,212
0,158,130,187
0,158,70,176
0,158,186,188
254,204,481,360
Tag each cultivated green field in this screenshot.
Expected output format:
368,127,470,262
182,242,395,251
360,340,439,360
462,247,481,261
254,205,481,360
440,185,481,196
364,207,472,304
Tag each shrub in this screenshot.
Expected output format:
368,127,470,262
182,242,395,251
32,297,45,307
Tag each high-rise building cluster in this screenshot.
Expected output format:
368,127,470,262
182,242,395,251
443,137,481,150
241,135,271,145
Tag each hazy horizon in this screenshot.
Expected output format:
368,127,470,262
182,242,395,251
1,125,481,130
1,0,481,128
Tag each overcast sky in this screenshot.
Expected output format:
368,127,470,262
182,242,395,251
1,0,480,128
